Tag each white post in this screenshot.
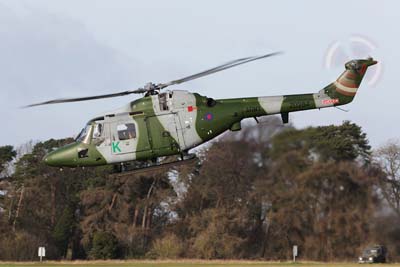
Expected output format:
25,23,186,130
293,245,298,262
38,247,45,262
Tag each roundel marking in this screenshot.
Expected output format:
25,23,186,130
204,112,214,121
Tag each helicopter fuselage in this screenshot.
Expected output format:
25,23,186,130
43,58,377,167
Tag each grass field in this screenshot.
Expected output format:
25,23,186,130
0,260,399,267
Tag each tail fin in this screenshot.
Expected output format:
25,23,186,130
322,57,377,105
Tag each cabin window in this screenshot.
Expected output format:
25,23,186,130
159,93,169,111
117,123,136,140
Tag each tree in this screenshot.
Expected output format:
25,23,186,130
262,122,374,260
375,140,400,217
89,231,118,259
79,169,175,258
371,140,400,261
0,120,386,261
52,207,75,258
173,117,287,259
174,120,375,260
0,145,16,176
7,138,91,259
0,145,16,225
265,161,375,260
270,121,371,163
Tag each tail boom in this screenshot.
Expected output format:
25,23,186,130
256,57,377,121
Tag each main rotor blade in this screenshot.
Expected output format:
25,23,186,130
24,51,282,107
23,89,144,108
158,51,282,89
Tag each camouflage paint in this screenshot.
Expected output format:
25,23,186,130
44,141,107,167
194,95,265,141
44,58,377,167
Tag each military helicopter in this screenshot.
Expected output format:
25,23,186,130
26,53,377,172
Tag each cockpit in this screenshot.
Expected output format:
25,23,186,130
75,118,105,145
43,118,107,167
44,113,141,167
74,115,138,146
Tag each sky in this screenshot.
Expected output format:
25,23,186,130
0,0,398,149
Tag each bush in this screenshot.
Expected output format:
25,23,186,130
0,231,42,260
89,231,118,259
147,234,183,259
191,222,242,259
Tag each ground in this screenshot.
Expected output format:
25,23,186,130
0,261,398,267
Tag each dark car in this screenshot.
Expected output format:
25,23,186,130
358,245,387,263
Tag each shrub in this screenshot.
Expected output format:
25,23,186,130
147,233,183,259
89,231,118,259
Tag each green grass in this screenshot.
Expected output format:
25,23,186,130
0,261,398,267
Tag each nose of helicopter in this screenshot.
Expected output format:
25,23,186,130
43,143,78,167
43,150,66,167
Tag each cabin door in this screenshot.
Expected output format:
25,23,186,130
145,113,183,154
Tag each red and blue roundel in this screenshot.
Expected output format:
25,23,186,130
204,112,214,121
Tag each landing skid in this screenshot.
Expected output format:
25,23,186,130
110,154,198,178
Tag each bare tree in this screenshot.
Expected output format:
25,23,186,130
375,140,400,217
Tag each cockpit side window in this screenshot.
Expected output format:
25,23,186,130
92,123,104,139
117,123,136,140
92,122,105,145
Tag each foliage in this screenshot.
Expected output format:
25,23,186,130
0,231,43,261
0,145,16,164
190,209,245,259
374,140,400,217
147,234,183,259
0,145,16,175
89,231,118,259
52,207,75,258
270,121,371,163
0,120,398,261
175,120,375,260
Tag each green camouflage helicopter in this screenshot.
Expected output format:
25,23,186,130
26,53,377,172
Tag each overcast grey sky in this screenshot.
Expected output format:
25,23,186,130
0,0,398,148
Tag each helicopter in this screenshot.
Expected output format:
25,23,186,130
26,52,377,172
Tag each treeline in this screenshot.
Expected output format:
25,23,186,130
0,118,399,261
